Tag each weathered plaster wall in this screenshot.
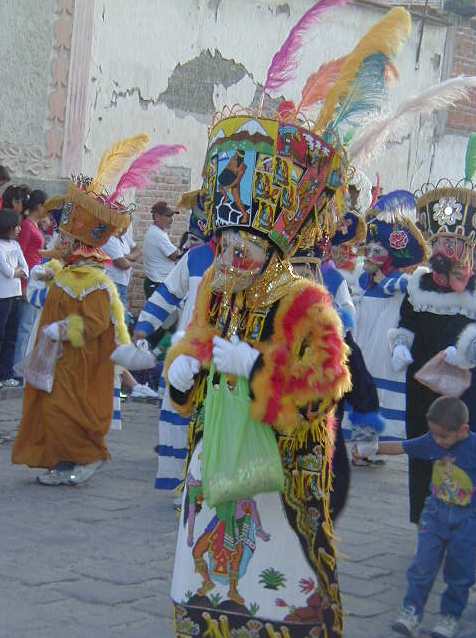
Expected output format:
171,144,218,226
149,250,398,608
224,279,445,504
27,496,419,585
83,0,454,192
0,0,58,177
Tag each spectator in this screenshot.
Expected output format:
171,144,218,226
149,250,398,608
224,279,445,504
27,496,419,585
0,210,28,387
0,166,11,207
142,201,180,298
14,190,48,369
2,185,31,217
102,229,140,310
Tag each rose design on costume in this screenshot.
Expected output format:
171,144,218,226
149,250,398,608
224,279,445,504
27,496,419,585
432,197,463,227
389,230,409,250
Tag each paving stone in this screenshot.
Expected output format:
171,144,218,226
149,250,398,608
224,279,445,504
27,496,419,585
339,574,390,598
341,592,393,618
2,396,475,638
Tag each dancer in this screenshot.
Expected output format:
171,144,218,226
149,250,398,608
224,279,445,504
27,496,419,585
390,164,476,523
166,114,350,638
354,191,428,442
134,194,214,493
10,134,151,484
163,5,412,635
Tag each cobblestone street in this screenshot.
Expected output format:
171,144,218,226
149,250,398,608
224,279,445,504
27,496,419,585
1,395,475,638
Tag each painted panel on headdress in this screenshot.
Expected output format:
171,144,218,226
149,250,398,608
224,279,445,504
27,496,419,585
203,116,343,254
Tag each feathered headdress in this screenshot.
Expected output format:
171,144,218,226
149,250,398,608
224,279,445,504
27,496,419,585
88,134,150,194
262,0,349,97
108,144,187,203
350,76,476,166
313,7,411,135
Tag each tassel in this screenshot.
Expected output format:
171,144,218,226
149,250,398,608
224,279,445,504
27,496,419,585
66,314,85,348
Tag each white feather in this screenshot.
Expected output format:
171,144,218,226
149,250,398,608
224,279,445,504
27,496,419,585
350,76,476,165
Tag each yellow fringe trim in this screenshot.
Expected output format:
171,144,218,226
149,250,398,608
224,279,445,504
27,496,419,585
54,266,130,346
66,314,85,348
417,185,476,210
265,624,292,638
203,613,232,638
45,259,64,277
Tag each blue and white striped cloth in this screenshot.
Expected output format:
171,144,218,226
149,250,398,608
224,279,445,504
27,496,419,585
136,243,214,490
351,271,409,440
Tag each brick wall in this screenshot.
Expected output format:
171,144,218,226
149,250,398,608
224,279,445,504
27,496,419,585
128,165,191,315
447,25,476,132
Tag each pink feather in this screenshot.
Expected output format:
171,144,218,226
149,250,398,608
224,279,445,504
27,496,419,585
108,144,186,202
263,0,350,95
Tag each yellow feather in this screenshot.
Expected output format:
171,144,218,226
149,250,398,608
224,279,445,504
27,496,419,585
313,7,411,133
89,134,150,193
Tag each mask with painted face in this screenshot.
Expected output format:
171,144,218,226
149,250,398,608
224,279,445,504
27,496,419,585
212,230,268,293
431,236,473,292
332,244,359,272
363,242,389,274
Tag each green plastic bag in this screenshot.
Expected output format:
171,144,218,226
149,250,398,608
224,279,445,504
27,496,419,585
201,364,284,507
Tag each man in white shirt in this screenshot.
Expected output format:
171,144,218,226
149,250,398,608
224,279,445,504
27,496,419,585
142,201,180,298
102,231,139,310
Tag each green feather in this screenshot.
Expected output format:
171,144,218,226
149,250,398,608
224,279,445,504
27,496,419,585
464,132,476,181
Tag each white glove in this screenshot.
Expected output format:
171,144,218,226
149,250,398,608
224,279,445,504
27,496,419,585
444,346,467,369
43,322,62,341
212,336,260,377
111,343,156,371
167,355,200,393
391,344,413,372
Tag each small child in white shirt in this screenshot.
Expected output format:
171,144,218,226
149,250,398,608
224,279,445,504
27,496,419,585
0,210,28,386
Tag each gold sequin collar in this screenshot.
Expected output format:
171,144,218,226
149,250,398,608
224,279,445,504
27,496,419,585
245,254,299,310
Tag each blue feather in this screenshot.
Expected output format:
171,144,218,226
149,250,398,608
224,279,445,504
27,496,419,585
326,53,389,133
349,410,385,433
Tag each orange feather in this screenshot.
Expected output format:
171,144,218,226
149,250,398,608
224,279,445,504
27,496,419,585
297,56,347,113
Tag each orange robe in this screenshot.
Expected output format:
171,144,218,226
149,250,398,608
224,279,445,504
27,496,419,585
12,266,128,469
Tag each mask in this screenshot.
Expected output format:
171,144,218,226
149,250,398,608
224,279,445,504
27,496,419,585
332,244,358,271
212,230,267,293
431,237,473,292
363,242,389,273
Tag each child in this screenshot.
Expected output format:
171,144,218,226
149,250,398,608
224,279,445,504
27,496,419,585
0,210,28,387
359,396,476,638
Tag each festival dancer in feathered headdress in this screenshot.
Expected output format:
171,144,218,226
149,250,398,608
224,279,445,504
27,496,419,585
11,134,185,486
160,4,416,637
351,190,428,449
389,134,476,529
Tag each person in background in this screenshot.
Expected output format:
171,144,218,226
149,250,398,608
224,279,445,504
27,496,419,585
38,215,54,250
0,166,11,207
134,191,214,497
102,228,140,311
142,201,180,298
1,185,31,217
14,190,49,370
0,210,28,388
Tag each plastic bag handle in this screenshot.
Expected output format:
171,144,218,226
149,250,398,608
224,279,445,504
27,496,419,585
207,362,249,398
